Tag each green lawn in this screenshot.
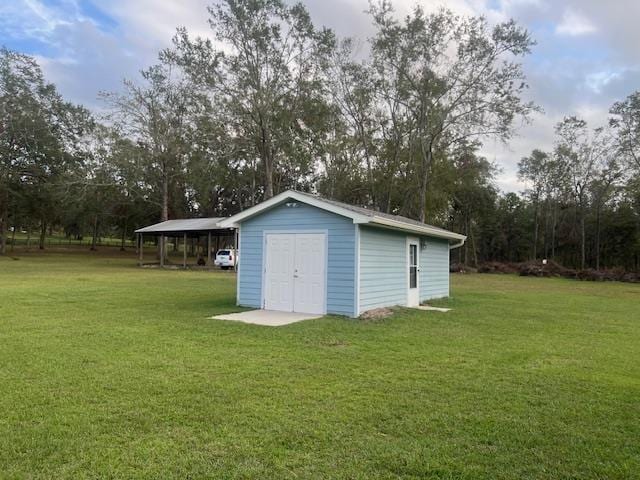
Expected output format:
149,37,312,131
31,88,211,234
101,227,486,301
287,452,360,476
1,252,639,479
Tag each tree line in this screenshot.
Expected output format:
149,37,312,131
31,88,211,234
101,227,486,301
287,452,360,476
1,0,639,271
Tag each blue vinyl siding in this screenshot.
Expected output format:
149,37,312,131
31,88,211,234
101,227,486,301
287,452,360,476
359,226,407,312
420,237,450,301
358,227,451,313
238,202,356,316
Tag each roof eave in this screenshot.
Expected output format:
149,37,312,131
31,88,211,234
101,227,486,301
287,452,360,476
217,190,370,227
367,216,467,241
216,190,466,242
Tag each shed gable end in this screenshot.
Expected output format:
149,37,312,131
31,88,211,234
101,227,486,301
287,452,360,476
238,202,356,316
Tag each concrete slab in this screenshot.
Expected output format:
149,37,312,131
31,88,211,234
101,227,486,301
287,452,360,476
210,309,322,326
414,305,451,313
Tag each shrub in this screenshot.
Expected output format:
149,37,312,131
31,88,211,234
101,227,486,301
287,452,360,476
450,263,478,274
467,259,638,284
519,260,576,279
477,261,518,274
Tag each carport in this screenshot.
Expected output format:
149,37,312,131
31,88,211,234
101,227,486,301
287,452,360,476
134,218,236,268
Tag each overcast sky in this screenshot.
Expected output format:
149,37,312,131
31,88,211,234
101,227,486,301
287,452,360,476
2,0,639,192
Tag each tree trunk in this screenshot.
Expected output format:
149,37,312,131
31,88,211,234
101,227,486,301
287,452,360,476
417,148,432,223
0,196,7,255
355,121,377,207
595,203,601,271
463,212,470,265
580,205,586,270
470,222,479,268
0,212,6,256
264,150,274,199
251,157,257,206
91,215,99,251
10,221,16,252
158,173,169,263
384,146,401,213
363,150,375,208
39,220,47,250
120,218,127,252
532,199,539,260
551,200,558,260
161,174,169,222
631,213,640,272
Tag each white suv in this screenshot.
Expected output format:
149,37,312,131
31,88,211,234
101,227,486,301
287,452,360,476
214,249,237,270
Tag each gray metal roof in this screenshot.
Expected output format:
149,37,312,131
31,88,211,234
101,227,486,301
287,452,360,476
218,190,465,241
135,218,229,234
295,191,458,238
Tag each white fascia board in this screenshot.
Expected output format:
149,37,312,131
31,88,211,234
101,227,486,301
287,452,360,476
217,190,370,227
449,238,466,250
216,189,467,244
368,216,467,242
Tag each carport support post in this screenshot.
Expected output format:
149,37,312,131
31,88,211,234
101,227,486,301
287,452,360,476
138,234,143,265
234,229,238,272
160,235,165,267
183,233,187,268
207,232,212,266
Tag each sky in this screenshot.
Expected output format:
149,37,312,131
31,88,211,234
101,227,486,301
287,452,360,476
1,0,639,192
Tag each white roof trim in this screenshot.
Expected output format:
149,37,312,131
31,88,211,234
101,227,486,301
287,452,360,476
368,216,467,241
135,217,229,233
217,190,466,241
217,190,370,227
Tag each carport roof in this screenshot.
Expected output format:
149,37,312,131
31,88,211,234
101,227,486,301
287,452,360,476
135,218,229,234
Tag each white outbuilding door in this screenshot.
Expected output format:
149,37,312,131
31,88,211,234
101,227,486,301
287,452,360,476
264,233,326,314
407,237,420,307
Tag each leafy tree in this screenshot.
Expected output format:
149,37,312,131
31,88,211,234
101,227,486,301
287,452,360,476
518,149,553,259
101,61,201,222
448,145,497,266
0,47,92,254
367,1,536,221
166,0,336,201
555,117,613,269
590,155,623,269
610,91,640,170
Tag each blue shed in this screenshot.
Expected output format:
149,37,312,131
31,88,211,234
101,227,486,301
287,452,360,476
218,190,466,317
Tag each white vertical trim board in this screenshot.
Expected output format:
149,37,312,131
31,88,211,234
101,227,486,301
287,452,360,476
406,236,420,307
324,232,329,315
235,225,241,305
354,224,361,317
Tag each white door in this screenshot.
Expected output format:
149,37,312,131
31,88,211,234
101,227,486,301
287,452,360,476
264,233,326,314
264,234,295,312
407,237,420,307
293,234,326,314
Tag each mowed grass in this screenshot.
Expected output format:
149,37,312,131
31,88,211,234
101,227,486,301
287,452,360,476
1,252,639,479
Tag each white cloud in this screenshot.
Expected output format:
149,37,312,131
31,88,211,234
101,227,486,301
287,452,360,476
585,70,621,94
556,8,597,36
0,0,68,39
5,0,639,193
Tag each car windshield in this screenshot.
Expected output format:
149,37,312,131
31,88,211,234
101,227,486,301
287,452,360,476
217,250,230,255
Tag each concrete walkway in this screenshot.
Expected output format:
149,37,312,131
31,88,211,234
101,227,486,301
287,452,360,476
414,305,452,313
211,309,322,326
